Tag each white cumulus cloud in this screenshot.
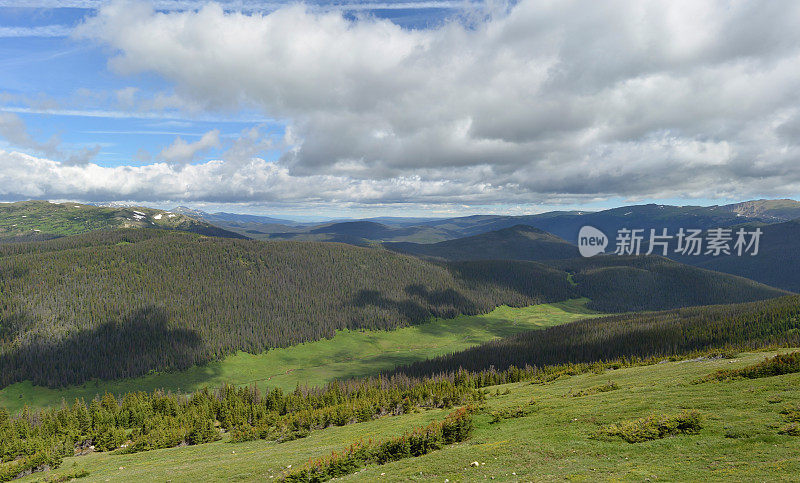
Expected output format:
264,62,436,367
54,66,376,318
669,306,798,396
159,129,221,165
18,0,800,206
0,149,519,205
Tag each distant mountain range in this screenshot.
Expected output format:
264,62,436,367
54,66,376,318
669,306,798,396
170,199,800,245
385,224,579,261
723,199,800,221
415,200,800,244
165,199,800,293
192,216,464,244
5,198,800,292
171,206,301,227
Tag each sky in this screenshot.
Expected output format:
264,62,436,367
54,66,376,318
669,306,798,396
0,0,799,219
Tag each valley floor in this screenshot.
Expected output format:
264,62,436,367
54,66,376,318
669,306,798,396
0,299,597,413
22,348,800,482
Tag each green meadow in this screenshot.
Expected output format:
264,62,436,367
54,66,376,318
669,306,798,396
0,299,597,413
21,348,800,482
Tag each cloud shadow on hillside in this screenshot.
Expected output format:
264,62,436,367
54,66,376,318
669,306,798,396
0,306,217,390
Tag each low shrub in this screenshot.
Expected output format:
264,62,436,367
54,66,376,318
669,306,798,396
282,407,473,482
778,423,800,436
41,467,90,482
702,352,800,382
723,426,752,439
570,381,619,397
779,404,800,423
119,419,220,454
0,450,62,483
489,402,537,424
773,404,800,436
278,428,310,443
594,410,703,443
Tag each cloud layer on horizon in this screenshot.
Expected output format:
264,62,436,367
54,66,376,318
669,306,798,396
0,149,512,206
3,0,800,208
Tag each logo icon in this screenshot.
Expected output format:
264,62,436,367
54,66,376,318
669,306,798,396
578,226,608,257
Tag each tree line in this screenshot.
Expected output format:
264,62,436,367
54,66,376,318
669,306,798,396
394,294,800,377
0,372,485,481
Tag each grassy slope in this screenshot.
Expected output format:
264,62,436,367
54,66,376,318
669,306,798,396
0,201,123,237
0,200,241,239
0,299,597,413
23,348,800,482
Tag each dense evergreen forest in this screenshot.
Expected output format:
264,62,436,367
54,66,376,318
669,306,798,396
396,295,800,377
548,256,789,312
0,229,573,389
670,218,800,292
0,229,786,389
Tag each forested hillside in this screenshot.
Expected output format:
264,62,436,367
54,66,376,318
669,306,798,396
397,295,800,377
549,256,789,312
385,224,579,261
0,200,244,241
671,219,800,292
0,230,573,388
390,223,790,312
379,212,800,295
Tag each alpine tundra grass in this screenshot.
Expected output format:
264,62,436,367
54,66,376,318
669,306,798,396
19,348,800,482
